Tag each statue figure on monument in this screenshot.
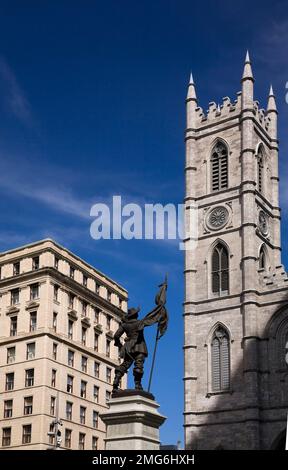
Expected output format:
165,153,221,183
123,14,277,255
112,277,168,392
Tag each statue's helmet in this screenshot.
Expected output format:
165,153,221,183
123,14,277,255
127,307,140,320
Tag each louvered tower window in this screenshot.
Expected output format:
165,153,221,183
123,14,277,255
211,141,228,192
257,148,264,193
212,243,229,295
211,327,230,392
259,245,265,270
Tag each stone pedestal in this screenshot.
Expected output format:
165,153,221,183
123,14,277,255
100,390,166,450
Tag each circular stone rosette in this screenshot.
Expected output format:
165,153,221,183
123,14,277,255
206,206,229,231
258,210,269,236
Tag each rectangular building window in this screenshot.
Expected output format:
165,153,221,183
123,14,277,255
83,274,87,287
22,424,32,444
107,290,112,302
94,333,99,352
79,432,85,450
81,327,87,346
106,367,112,383
80,406,86,425
50,396,56,416
2,428,11,447
25,369,34,387
24,396,33,415
95,282,100,294
32,256,39,270
51,369,56,387
92,436,98,451
66,401,73,421
5,373,14,391
68,350,74,367
7,347,16,364
4,400,13,418
92,410,99,429
94,308,100,323
26,342,35,360
81,356,87,373
106,339,111,358
82,301,87,316
94,361,100,378
53,285,59,302
29,312,37,332
52,343,58,360
53,312,57,332
70,266,75,279
68,293,75,309
68,319,73,339
54,256,59,270
11,288,20,305
13,261,20,276
30,283,39,300
67,375,74,394
48,423,55,445
80,380,87,398
65,429,72,449
93,385,99,402
106,315,112,330
106,390,111,402
10,316,17,336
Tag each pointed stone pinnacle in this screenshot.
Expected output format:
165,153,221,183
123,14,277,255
187,72,197,101
189,72,194,85
269,84,274,96
242,50,254,81
267,84,277,112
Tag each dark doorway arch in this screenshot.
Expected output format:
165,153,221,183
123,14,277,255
271,429,286,450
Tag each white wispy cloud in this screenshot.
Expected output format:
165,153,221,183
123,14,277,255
0,57,33,125
255,20,288,69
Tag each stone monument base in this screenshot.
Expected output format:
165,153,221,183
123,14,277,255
100,390,166,450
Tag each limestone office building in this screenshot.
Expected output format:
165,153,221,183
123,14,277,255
0,239,127,450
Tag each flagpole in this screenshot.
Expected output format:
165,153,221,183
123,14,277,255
148,325,160,393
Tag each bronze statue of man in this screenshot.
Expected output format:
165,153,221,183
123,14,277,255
113,278,168,392
113,307,148,391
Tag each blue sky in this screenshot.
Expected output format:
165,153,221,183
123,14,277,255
0,0,288,445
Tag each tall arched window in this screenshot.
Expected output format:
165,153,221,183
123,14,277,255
259,245,266,270
212,243,229,295
211,326,230,392
257,147,264,193
211,141,228,192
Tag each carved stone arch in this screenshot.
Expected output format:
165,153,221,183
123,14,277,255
206,238,231,261
264,305,288,372
264,304,288,339
255,141,265,157
258,243,269,271
209,136,230,156
207,321,233,345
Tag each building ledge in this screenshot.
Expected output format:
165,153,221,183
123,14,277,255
25,301,40,310
6,305,20,315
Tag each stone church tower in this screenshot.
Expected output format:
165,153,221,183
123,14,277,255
184,53,288,450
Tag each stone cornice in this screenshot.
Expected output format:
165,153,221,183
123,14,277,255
0,267,124,319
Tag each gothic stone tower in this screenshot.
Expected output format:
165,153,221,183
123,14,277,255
184,53,288,450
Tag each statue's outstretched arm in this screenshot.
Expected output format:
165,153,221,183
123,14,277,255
113,325,124,347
